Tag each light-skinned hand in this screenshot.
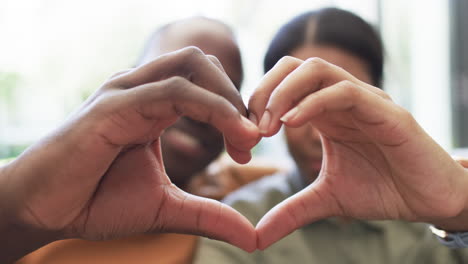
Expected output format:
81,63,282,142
248,56,468,250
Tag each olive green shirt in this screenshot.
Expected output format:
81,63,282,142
194,170,468,264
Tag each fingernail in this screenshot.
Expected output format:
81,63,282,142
258,111,271,134
280,107,299,123
249,112,258,125
241,115,257,131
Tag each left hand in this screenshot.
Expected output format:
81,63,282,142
0,47,259,263
248,56,468,249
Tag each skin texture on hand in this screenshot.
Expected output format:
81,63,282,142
248,56,468,250
4,49,468,262
0,47,259,263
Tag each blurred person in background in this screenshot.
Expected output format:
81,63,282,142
193,8,468,263
137,16,245,190
137,17,281,197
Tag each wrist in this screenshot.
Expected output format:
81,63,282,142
430,209,468,232
1,216,61,263
0,164,61,263
428,167,468,232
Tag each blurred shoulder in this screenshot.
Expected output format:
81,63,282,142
222,169,302,224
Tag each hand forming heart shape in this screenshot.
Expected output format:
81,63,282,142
3,49,468,263
1,47,259,262
249,56,468,249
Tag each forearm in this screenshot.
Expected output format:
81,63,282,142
0,164,60,263
0,121,117,262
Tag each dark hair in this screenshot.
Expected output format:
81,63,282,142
264,7,384,87
134,17,244,89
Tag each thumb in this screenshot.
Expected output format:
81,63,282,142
160,187,257,252
255,183,335,250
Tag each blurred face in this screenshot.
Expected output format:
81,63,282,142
153,21,243,188
286,44,373,183
161,118,225,187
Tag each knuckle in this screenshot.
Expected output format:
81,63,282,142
276,56,302,68
206,54,221,65
395,105,413,121
164,76,189,99
110,69,132,79
304,57,328,71
210,94,229,111
378,89,392,100
339,80,355,88
179,46,204,60
102,78,121,89
278,55,298,64
104,69,136,89
90,91,120,116
206,55,225,73
382,93,392,100
338,80,360,96
166,75,186,85
392,105,419,133
174,46,206,75
94,83,113,95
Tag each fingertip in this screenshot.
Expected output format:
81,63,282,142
248,112,258,126
234,153,252,165
238,152,253,164
241,115,260,136
259,121,282,138
251,231,259,253
237,228,257,253
223,117,259,160
256,229,275,250
165,192,257,252
280,107,299,123
255,214,278,250
258,110,271,134
244,244,257,253
255,201,301,250
226,146,252,164
218,203,257,252
257,109,288,137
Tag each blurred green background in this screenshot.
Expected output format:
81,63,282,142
1,0,459,163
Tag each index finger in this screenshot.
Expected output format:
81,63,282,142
256,57,380,137
118,77,259,163
112,47,247,116
248,56,303,125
